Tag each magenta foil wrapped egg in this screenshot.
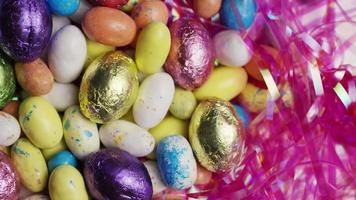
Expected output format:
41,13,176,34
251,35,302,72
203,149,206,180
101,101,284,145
164,18,214,90
0,0,52,62
84,148,153,200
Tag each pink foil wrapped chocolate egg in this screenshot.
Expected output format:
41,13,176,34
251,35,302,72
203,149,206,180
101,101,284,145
0,151,20,200
164,18,214,90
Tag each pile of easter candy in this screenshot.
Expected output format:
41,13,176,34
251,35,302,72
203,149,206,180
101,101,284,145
0,0,309,199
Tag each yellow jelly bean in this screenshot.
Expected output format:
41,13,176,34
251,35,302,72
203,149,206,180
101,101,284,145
194,66,248,101
169,87,197,120
19,97,63,149
11,138,48,192
238,83,268,113
49,165,89,200
84,39,115,68
135,22,171,74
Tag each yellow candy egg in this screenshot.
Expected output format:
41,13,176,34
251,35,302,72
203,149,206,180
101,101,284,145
84,39,115,69
169,87,197,120
194,66,248,101
147,115,188,159
63,105,100,160
189,98,245,173
11,138,48,192
237,83,268,113
19,97,63,149
49,165,89,200
79,51,139,123
135,22,171,74
41,138,67,161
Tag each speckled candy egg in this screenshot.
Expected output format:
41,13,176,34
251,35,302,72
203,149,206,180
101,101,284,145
143,161,167,195
49,165,89,200
84,148,153,200
79,51,138,123
19,97,63,149
164,18,214,90
11,138,48,192
220,0,257,31
99,120,155,157
156,135,197,189
0,151,20,200
0,52,16,108
0,111,21,146
0,0,52,62
189,98,245,173
15,59,54,96
133,72,175,129
63,105,100,160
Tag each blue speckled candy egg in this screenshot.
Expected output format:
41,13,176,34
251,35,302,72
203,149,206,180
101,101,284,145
47,0,80,16
234,104,250,127
220,0,257,31
156,135,197,190
47,150,77,172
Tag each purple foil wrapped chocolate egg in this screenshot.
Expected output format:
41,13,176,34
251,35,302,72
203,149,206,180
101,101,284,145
84,148,153,200
0,0,52,62
164,18,214,90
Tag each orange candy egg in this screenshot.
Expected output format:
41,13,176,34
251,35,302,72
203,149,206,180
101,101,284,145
245,45,281,81
193,0,222,18
131,0,169,29
82,7,137,47
15,59,54,96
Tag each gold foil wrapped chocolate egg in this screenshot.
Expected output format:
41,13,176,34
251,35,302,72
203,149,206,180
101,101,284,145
189,98,245,173
79,51,139,123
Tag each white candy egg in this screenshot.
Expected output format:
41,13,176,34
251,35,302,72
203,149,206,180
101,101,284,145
42,82,78,112
143,161,167,195
48,25,87,83
133,72,175,129
214,30,251,67
0,111,21,146
63,105,100,160
99,120,154,157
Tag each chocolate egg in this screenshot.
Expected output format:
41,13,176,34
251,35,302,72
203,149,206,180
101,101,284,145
84,148,153,200
0,0,52,62
79,51,138,123
87,0,128,9
0,52,16,108
0,151,20,200
164,18,214,90
189,98,245,172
